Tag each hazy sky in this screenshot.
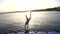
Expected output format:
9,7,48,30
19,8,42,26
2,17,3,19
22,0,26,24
0,0,60,12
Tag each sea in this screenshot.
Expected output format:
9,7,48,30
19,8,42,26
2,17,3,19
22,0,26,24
0,11,60,34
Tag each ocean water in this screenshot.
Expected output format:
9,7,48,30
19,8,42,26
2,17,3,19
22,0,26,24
0,11,60,33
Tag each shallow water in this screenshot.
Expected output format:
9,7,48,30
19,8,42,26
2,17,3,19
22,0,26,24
0,11,60,33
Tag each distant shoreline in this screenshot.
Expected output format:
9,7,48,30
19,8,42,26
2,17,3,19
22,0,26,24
0,11,60,14
32,6,60,11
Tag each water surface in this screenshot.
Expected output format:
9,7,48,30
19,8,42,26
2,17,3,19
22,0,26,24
0,11,60,33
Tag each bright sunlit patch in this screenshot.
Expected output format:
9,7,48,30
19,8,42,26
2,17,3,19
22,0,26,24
0,0,58,11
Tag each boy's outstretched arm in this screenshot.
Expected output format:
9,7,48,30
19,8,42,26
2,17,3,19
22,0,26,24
29,11,31,20
26,15,28,20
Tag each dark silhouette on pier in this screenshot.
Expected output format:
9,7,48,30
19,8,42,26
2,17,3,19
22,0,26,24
25,11,31,33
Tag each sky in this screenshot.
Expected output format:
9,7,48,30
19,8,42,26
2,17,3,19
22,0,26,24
0,0,60,12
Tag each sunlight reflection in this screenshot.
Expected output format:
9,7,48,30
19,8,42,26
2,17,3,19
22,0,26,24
7,12,48,28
